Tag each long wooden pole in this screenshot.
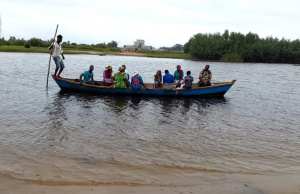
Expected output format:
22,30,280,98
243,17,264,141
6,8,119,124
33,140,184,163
46,24,59,89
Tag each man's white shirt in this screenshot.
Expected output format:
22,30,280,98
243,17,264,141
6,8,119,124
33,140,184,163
52,42,63,57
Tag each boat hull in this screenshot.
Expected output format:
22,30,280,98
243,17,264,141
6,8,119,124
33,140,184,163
53,76,236,98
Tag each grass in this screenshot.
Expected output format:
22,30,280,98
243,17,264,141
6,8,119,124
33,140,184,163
0,45,119,55
0,45,49,53
0,45,196,60
137,50,195,60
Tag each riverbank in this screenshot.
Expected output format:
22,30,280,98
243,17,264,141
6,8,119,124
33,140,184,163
1,173,299,194
0,45,194,60
0,45,116,55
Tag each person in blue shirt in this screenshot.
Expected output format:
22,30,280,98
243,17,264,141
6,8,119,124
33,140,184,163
79,65,95,84
131,70,149,90
163,70,174,90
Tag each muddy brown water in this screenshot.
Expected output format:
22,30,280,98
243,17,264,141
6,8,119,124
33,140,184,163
0,52,300,186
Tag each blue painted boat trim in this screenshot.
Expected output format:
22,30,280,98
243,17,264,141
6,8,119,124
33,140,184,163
52,76,236,98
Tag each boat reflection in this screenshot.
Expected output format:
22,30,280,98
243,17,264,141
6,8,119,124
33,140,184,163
53,90,228,119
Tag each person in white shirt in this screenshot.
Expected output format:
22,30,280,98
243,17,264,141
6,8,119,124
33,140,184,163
49,34,65,77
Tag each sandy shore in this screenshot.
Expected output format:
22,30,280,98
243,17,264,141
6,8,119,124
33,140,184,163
119,50,145,56
1,173,300,194
65,50,145,57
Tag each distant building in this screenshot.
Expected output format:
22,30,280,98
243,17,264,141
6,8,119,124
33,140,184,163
123,39,152,51
134,39,145,48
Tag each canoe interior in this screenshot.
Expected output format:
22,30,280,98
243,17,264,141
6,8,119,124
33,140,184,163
52,76,236,98
56,77,235,90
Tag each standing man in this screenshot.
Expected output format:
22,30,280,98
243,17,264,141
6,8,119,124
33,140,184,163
198,65,212,87
49,34,65,77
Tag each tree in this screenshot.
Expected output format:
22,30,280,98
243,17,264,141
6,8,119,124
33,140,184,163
8,36,16,42
188,32,224,60
159,46,171,51
28,38,44,47
183,40,191,53
245,32,259,45
15,38,26,46
0,37,7,45
223,29,229,41
95,43,106,48
24,42,30,48
107,40,118,48
171,44,183,51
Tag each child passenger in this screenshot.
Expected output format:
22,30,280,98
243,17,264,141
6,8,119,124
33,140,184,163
154,70,162,88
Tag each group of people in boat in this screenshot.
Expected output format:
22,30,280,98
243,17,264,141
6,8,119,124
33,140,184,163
50,34,212,90
78,64,149,90
78,64,212,90
153,64,212,89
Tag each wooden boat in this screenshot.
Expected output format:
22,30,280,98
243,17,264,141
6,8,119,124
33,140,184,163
52,75,236,98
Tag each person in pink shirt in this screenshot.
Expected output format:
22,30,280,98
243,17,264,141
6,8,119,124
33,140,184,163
103,66,113,86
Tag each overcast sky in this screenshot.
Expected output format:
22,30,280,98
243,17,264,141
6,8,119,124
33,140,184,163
0,0,299,48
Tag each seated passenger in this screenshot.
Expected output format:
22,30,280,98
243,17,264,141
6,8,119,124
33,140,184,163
103,66,113,86
174,65,184,88
122,64,130,88
163,70,174,90
183,71,194,89
154,70,162,88
122,65,130,79
131,70,148,90
79,65,95,85
198,65,212,87
113,66,128,88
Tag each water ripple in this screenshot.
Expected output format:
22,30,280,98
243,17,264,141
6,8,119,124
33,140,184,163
1,53,300,185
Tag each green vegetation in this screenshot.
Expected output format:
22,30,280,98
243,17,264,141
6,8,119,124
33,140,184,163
0,36,191,59
0,37,120,54
137,50,194,59
24,42,30,48
159,44,184,51
0,45,48,53
0,45,119,55
220,53,243,62
184,30,300,64
1,31,300,64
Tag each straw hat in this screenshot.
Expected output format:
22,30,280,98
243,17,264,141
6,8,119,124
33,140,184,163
106,66,112,70
118,66,125,71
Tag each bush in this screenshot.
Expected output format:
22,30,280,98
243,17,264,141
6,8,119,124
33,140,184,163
24,43,30,48
221,53,243,62
28,38,44,47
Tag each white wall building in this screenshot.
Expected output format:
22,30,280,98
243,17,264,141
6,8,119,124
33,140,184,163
123,39,152,51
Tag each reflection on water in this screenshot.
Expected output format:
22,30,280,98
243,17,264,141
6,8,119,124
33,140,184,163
47,92,68,127
1,53,300,186
105,95,141,114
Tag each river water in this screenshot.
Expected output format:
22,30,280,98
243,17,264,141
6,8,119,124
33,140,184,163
0,52,300,186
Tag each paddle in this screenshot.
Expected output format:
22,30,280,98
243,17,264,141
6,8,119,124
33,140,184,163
46,24,59,89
